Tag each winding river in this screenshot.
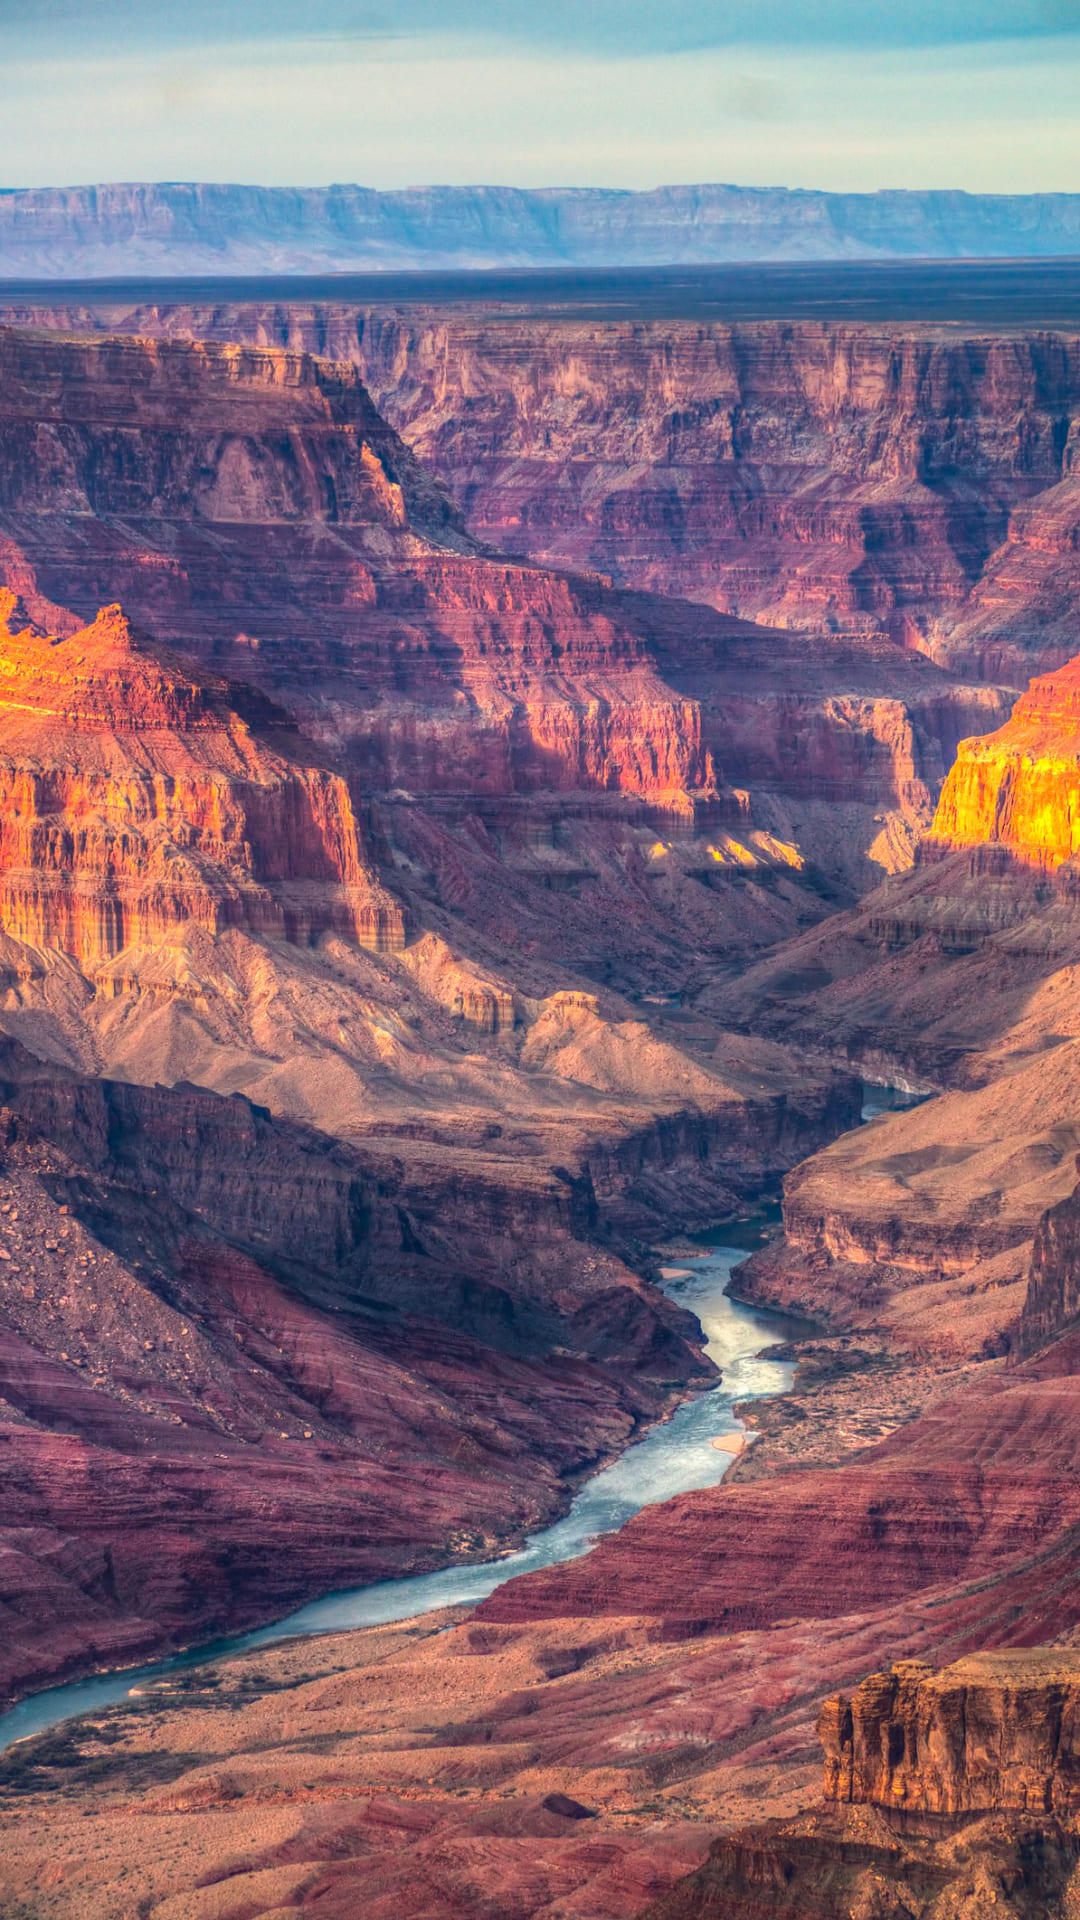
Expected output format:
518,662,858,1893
0,1083,920,1753
0,1215,808,1752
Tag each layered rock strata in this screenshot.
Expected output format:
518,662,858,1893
821,1650,1080,1816
0,590,404,962
0,313,1021,887
23,303,1080,686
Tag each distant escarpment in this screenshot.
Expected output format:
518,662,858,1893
6,183,1080,277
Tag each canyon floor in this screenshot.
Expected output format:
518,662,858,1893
4,290,1080,1916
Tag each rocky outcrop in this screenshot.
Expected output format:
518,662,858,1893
1018,1166,1080,1356
0,591,406,962
822,1651,1080,1816
929,652,1080,868
645,1652,1080,1920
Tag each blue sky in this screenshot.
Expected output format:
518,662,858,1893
4,1,1080,190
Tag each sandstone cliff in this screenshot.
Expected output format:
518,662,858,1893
821,1651,1080,1816
0,590,405,962
643,1652,1080,1920
929,652,1080,868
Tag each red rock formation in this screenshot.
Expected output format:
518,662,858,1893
0,591,405,962
929,651,1080,868
821,1650,1080,1816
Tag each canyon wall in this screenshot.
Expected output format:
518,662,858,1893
822,1651,1080,1816
0,315,1020,889
16,302,1077,684
356,315,1080,683
0,323,875,1705
0,1027,715,1701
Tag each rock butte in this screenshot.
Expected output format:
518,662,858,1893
4,310,1080,1916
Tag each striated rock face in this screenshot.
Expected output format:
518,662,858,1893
354,314,1080,682
821,1651,1080,1816
929,652,1080,868
0,591,404,963
0,326,725,815
36,303,1076,685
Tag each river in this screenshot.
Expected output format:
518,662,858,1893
0,1082,922,1752
0,1217,808,1752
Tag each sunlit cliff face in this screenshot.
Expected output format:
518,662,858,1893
928,654,1080,868
0,591,405,966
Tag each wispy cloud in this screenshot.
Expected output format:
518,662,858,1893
9,0,1080,56
1,30,1078,193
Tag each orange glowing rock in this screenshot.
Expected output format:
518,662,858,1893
0,589,405,965
928,654,1080,868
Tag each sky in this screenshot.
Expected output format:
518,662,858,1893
2,0,1080,193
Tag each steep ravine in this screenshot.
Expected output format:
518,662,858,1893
0,1218,808,1750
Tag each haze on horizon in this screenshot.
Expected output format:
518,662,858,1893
4,0,1080,197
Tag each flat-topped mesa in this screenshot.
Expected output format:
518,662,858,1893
0,593,405,966
926,654,1080,870
821,1651,1080,1816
